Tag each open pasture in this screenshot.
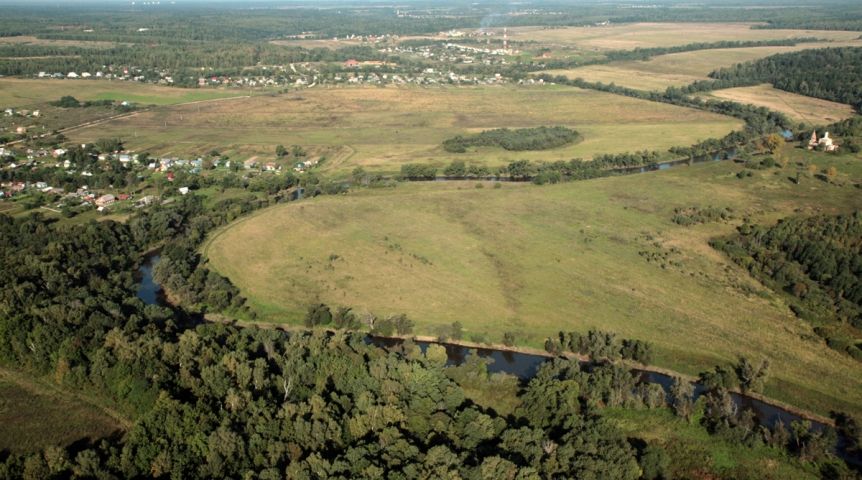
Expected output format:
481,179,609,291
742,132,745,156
66,85,741,173
205,148,862,417
699,84,857,125
541,40,862,92
510,23,862,51
0,78,247,109
0,368,123,453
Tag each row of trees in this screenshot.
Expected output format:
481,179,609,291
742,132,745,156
545,330,654,365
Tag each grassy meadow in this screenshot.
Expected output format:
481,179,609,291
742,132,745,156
205,145,862,417
65,85,741,174
699,84,857,125
0,78,247,109
0,368,124,453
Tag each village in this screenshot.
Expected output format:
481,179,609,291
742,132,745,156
0,139,312,219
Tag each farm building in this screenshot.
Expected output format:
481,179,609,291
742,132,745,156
95,194,116,207
808,131,839,152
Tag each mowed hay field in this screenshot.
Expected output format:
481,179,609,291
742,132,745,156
67,85,742,173
541,40,862,91
0,78,246,108
205,148,862,417
700,84,857,125
0,368,123,453
510,23,861,50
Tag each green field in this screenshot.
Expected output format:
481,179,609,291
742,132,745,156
65,85,742,174
699,84,857,125
0,78,247,108
205,146,862,417
0,368,124,453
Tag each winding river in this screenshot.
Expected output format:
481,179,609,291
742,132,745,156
136,229,859,465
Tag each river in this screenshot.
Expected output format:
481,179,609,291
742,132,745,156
136,230,860,465
134,253,821,430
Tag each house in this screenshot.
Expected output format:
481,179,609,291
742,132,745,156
67,72,79,79
244,158,259,169
344,59,360,68
15,127,26,135
117,194,130,201
95,194,115,207
264,162,279,172
135,195,155,208
178,187,190,195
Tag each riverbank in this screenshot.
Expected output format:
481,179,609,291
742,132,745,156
204,312,836,428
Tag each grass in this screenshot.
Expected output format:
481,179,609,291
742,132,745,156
204,145,862,418
510,23,861,51
699,84,857,125
604,407,821,479
0,78,248,109
541,41,862,92
0,368,124,454
0,35,117,48
65,84,742,173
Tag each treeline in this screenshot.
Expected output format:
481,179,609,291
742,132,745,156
401,151,665,184
442,126,580,153
0,42,387,79
711,212,862,360
601,38,820,63
693,47,862,111
545,329,654,365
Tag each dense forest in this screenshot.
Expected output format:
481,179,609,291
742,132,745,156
689,47,862,112
712,212,862,361
442,127,581,153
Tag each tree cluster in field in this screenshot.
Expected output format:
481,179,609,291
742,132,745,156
711,212,862,360
544,330,654,365
48,95,130,110
442,126,581,153
672,206,736,226
686,47,862,112
399,163,438,181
